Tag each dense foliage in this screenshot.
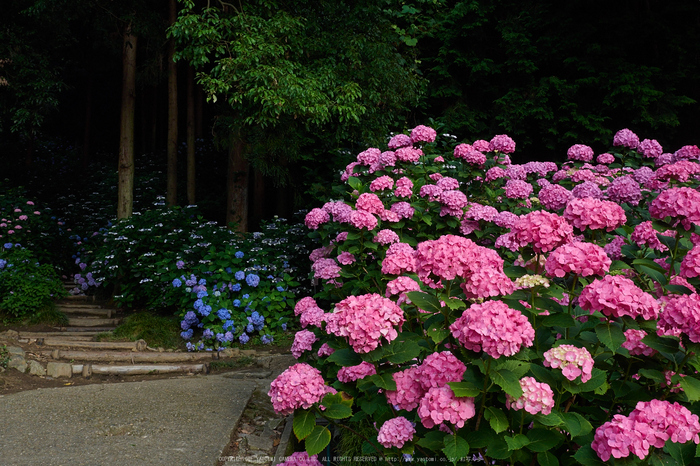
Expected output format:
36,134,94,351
270,125,700,465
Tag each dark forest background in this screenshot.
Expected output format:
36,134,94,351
1,0,699,231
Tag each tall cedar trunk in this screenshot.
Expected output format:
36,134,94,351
117,23,137,220
252,169,265,230
186,66,196,205
165,0,178,206
226,136,248,232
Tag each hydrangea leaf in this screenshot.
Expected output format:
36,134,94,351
490,368,523,398
504,433,530,451
525,428,562,452
293,409,316,441
641,333,681,354
679,376,700,402
427,326,450,344
561,412,592,438
534,412,563,427
442,434,470,465
407,291,443,313
537,451,559,466
561,368,607,394
495,360,531,378
380,339,422,365
447,381,481,398
484,407,509,434
321,402,353,420
366,372,397,391
304,425,331,457
541,313,576,329
327,348,363,367
416,430,448,452
594,322,626,353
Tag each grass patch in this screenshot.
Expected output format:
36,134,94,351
98,311,182,349
209,356,256,372
27,304,69,327
0,344,9,369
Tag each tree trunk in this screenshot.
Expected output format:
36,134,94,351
117,23,137,220
165,0,178,206
186,66,196,205
226,135,248,232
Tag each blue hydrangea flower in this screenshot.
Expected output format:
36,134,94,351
225,267,232,274
281,323,287,331
249,311,265,331
217,308,231,320
180,329,194,340
186,342,195,351
193,299,204,311
267,275,274,280
223,320,235,331
239,333,250,344
196,342,205,351
184,311,198,325
180,320,190,330
246,324,254,333
246,274,260,287
235,271,245,281
198,278,207,285
176,260,185,269
3,243,13,249
186,275,197,287
199,305,212,317
172,278,182,288
261,335,273,345
235,251,244,259
197,290,208,299
216,333,225,342
202,328,214,339
231,283,241,292
224,331,234,342
276,286,285,292
233,299,241,307
242,294,250,300
0,259,6,269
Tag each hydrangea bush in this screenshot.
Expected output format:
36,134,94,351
76,202,316,349
270,125,700,465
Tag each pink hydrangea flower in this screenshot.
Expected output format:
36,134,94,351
337,361,377,383
485,166,507,182
325,293,405,353
377,417,416,449
680,245,700,279
510,210,574,253
300,304,326,329
506,377,555,415
414,234,480,288
453,143,473,159
323,201,353,223
654,160,700,183
305,208,330,230
567,144,594,162
416,351,466,391
649,187,700,230
622,329,656,357
419,184,443,202
493,211,520,228
390,201,414,219
545,241,611,278
538,184,572,211
543,344,594,382
571,181,604,199
410,125,437,143
357,147,381,166
379,209,401,223
459,248,514,299
472,139,490,151
309,245,332,263
674,145,700,160
349,210,378,230
385,276,421,305
385,366,424,411
657,294,700,343
604,235,627,260
463,203,498,222
489,134,516,153
395,147,422,162
317,343,335,357
417,386,476,429
591,414,649,461
596,153,615,164
268,363,335,414
295,297,319,315
504,179,533,199
439,190,468,217
563,197,626,231
291,330,318,359
613,128,640,149
579,274,660,320
638,139,663,158
312,258,341,281
369,175,395,192
631,221,668,251
394,176,413,198
277,451,323,466
605,175,642,206
449,301,535,358
356,193,384,214
337,251,356,265
374,229,400,245
381,242,416,275
388,133,412,149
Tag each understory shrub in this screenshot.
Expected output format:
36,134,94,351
77,203,316,349
269,125,700,465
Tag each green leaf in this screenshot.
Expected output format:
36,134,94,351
366,372,397,391
443,434,470,465
447,381,481,398
595,322,626,353
382,340,422,365
322,403,353,420
408,291,443,313
443,297,466,311
465,429,497,449
680,376,700,402
561,412,592,438
327,348,363,367
491,368,523,398
573,444,606,465
562,368,607,393
634,263,669,285
427,326,450,344
484,407,509,434
293,409,316,441
665,284,695,295
664,440,696,464
526,428,562,452
505,434,531,451
535,412,563,427
641,333,681,354
542,313,576,328
486,437,511,460
537,451,559,466
416,430,448,451
347,176,362,191
304,425,331,457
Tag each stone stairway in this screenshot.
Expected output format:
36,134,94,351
7,282,230,379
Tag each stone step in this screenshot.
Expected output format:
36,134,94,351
42,349,220,363
56,306,117,318
52,326,117,333
66,317,121,327
36,339,147,351
46,361,209,378
58,294,97,303
19,331,112,339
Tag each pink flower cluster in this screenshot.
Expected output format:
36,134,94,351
291,330,318,359
613,128,640,149
374,229,400,245
349,210,378,230
505,376,555,415
622,329,656,357
417,351,467,391
638,139,663,158
510,210,574,253
654,160,700,183
489,134,516,153
631,221,668,251
268,363,335,415
543,344,594,382
394,177,413,198
567,144,594,162
417,386,476,429
504,179,533,199
385,366,424,411
369,175,394,192
579,275,660,320
337,361,377,383
454,144,486,165
538,183,572,211
411,125,437,143
449,301,535,358
649,187,700,230
388,133,412,149
377,417,415,449
385,276,421,305
674,145,700,160
305,208,330,230
680,245,700,278
544,242,611,278
381,242,416,275
563,197,626,232
606,175,642,205
657,294,700,343
592,400,700,461
312,258,341,280
325,294,405,353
